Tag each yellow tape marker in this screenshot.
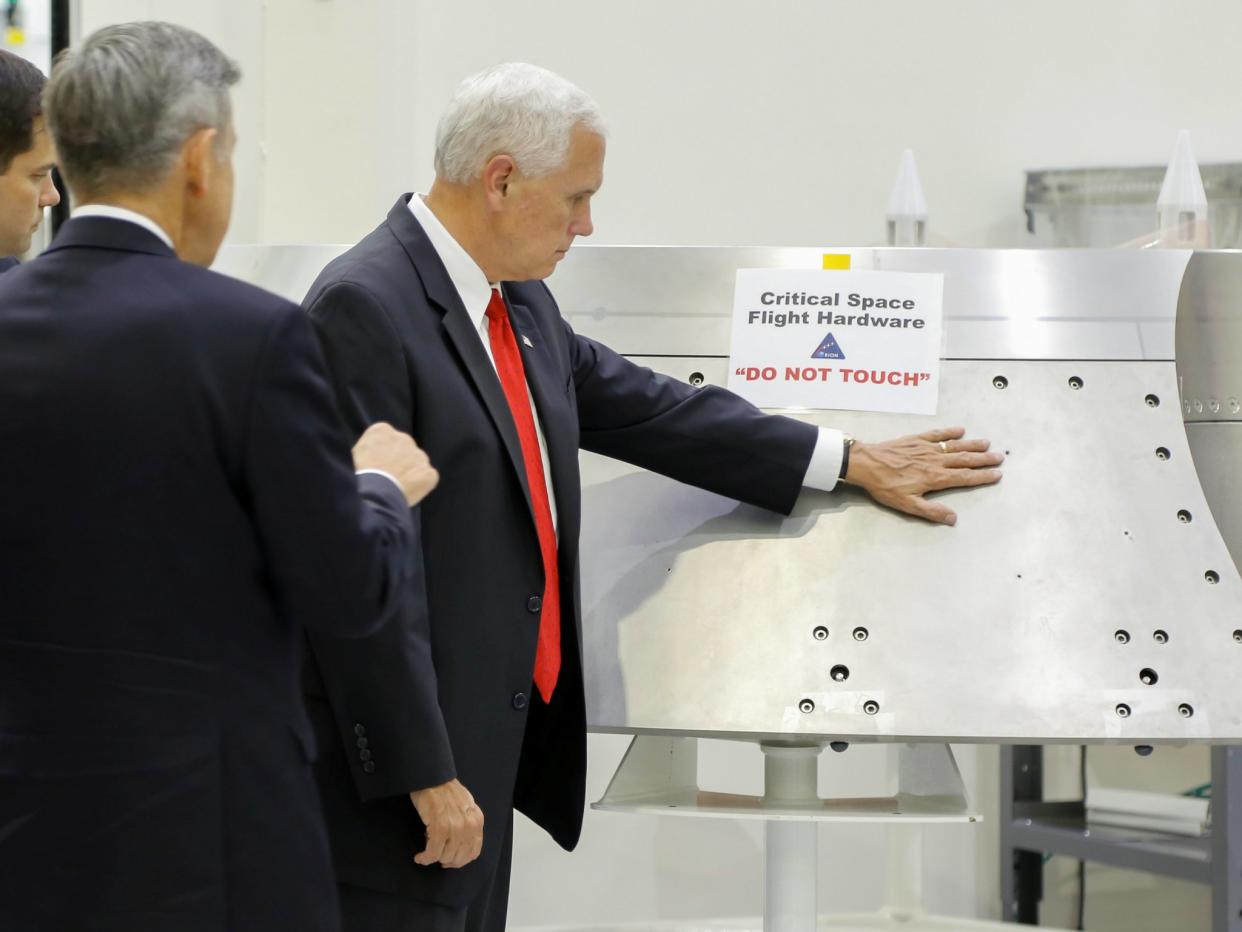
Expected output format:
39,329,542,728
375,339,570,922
822,253,851,271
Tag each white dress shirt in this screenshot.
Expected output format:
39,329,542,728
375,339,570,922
407,195,845,520
72,204,175,249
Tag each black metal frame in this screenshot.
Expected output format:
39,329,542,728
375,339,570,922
1001,745,1242,931
48,0,69,234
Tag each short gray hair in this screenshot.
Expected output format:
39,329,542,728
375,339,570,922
45,21,239,196
434,62,606,185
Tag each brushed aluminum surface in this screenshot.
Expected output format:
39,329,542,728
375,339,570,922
548,246,1190,361
579,357,1242,743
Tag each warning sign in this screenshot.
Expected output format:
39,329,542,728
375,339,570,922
726,268,944,414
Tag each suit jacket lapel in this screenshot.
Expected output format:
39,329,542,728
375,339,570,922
504,295,577,529
384,197,533,517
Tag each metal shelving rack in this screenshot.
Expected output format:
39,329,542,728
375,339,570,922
1000,746,1242,931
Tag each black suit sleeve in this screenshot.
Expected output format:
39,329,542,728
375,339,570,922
244,304,414,638
562,311,818,516
303,280,456,801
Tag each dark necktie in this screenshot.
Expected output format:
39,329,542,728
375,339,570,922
485,288,560,702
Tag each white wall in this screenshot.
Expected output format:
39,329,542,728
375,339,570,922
73,1,1238,928
255,0,1242,251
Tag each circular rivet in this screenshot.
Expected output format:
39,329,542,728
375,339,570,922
1140,668,1159,686
830,741,849,752
863,700,880,715
1234,629,1242,643
1156,447,1170,460
1153,630,1168,644
1145,394,1160,407
1135,745,1154,757
1115,703,1131,718
1068,376,1083,390
1178,510,1193,523
688,371,705,386
993,375,1008,390
812,626,829,641
852,627,869,642
1178,703,1194,718
799,698,815,714
1114,629,1130,644
1206,570,1220,584
830,664,850,683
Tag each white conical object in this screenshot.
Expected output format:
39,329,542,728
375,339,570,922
887,149,927,246
1156,129,1210,247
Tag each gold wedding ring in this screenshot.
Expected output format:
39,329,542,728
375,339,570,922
938,441,949,453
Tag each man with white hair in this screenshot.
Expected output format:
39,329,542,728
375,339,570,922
303,62,1002,930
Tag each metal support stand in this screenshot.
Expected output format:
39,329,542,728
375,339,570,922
594,736,980,932
762,745,822,932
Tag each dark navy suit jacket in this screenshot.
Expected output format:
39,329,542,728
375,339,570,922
0,256,18,273
0,218,416,931
303,197,819,907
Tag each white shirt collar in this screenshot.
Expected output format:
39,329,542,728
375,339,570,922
407,193,495,325
71,205,175,251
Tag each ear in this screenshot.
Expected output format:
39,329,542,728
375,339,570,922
480,154,518,210
181,127,219,198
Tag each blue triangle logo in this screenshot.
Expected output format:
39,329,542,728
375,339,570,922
812,332,845,359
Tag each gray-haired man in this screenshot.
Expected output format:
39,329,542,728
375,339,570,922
303,62,1001,931
0,22,438,932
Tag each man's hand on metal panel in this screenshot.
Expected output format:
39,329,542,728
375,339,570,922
843,426,1002,526
410,779,485,869
352,422,440,507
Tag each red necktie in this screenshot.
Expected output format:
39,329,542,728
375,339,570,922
485,288,561,703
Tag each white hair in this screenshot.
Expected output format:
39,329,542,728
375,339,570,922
434,62,606,184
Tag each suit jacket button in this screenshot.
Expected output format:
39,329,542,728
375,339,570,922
527,595,542,613
362,761,376,774
512,692,528,710
359,749,372,762
356,737,369,749
354,724,366,737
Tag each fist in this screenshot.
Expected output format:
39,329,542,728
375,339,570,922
352,422,439,507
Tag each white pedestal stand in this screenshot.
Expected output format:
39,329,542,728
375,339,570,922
587,736,1075,932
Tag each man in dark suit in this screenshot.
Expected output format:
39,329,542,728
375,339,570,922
304,63,1003,931
0,23,440,932
0,49,59,269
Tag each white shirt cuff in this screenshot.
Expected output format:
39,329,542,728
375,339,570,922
356,468,404,498
802,427,845,492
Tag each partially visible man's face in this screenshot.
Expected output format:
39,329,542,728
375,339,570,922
0,115,60,257
496,124,603,281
